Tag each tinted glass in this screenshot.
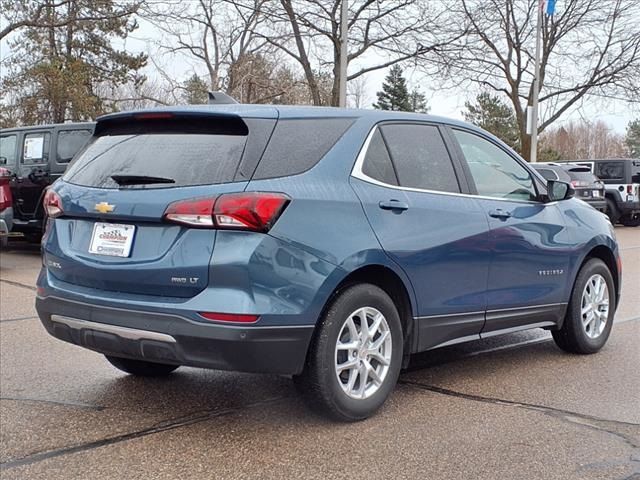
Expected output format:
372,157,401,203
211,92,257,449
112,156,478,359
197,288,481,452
253,118,353,179
64,133,247,188
57,129,92,163
362,130,398,185
22,132,51,164
567,171,598,184
535,168,557,181
380,124,459,192
0,135,17,166
453,129,537,201
595,161,624,181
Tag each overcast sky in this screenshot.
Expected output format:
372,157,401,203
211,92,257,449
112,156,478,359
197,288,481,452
2,13,638,134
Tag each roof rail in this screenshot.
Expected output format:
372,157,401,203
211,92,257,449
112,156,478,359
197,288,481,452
208,91,238,105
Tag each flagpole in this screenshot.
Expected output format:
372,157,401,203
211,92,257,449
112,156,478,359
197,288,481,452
338,0,348,108
530,0,543,163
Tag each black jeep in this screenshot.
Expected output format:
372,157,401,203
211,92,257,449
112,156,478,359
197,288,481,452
0,122,95,241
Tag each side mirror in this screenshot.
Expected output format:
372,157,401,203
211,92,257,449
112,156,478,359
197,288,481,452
547,180,574,202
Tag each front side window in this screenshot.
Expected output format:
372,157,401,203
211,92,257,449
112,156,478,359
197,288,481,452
379,124,460,193
453,129,537,202
57,129,92,163
22,132,51,165
0,134,17,167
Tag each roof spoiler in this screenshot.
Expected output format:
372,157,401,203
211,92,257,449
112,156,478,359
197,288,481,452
208,91,238,105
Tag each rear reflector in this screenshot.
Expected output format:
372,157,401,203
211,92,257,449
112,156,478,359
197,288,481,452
43,189,64,218
198,312,259,323
163,192,289,232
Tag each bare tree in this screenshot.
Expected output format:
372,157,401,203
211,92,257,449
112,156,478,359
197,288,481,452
264,0,464,106
142,0,271,92
430,0,640,161
541,120,628,160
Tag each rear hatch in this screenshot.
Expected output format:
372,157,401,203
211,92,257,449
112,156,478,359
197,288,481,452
565,167,605,200
44,109,277,298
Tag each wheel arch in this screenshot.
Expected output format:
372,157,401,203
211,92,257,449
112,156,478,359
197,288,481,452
310,263,418,368
571,244,620,314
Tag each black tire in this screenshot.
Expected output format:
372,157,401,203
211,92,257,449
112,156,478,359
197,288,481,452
294,284,403,421
552,258,615,354
605,198,620,224
620,214,640,227
105,355,179,376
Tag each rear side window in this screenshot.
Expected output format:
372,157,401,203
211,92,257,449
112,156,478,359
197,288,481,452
595,161,625,182
0,134,17,167
535,168,558,181
379,124,460,193
22,132,51,164
64,132,247,189
57,129,92,163
252,118,353,179
361,130,398,185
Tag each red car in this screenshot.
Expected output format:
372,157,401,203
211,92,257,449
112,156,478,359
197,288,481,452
0,167,13,246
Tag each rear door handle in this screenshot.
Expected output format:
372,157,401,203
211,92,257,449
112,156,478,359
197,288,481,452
379,200,409,211
489,209,512,219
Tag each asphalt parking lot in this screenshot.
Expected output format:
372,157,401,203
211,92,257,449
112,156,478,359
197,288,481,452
0,228,638,480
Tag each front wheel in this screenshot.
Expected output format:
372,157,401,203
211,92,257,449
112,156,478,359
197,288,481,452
294,284,403,421
552,258,615,354
105,355,180,376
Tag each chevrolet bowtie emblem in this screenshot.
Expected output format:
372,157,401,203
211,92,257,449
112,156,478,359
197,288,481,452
94,202,115,214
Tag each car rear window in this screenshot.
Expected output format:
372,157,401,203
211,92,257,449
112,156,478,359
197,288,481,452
252,118,354,179
63,117,248,189
567,171,598,184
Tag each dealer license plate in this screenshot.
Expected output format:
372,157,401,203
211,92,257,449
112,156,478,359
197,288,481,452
89,223,136,257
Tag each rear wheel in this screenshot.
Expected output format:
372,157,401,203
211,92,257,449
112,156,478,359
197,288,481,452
620,213,640,227
552,258,615,354
294,284,403,421
605,198,620,224
105,355,179,376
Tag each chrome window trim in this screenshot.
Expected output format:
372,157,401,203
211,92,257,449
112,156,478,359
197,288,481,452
351,125,547,206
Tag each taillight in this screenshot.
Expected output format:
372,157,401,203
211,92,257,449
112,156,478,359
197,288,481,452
627,185,633,195
43,189,63,218
164,198,215,227
571,180,589,187
163,193,289,232
198,312,259,323
214,192,289,232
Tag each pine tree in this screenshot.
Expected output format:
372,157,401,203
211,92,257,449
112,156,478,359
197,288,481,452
409,88,429,113
182,74,209,105
463,93,520,152
0,0,146,125
373,65,412,111
626,119,640,157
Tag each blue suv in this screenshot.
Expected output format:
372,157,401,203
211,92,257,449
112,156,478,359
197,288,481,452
36,105,621,420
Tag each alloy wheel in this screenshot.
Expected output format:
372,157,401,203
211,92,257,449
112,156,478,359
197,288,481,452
334,306,393,399
581,273,609,339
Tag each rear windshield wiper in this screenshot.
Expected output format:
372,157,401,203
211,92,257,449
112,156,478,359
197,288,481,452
111,175,176,186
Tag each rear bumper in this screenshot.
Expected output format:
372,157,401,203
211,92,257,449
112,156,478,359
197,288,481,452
36,294,314,375
618,200,640,215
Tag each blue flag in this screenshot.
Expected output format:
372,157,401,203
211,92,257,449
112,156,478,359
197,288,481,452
546,0,556,15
